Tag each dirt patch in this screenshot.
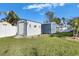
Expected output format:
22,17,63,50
65,37,79,41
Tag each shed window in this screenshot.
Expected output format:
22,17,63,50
29,24,31,27
34,25,37,28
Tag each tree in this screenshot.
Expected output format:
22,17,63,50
69,17,79,38
62,17,66,24
3,11,20,25
0,12,8,21
0,12,8,16
44,11,60,24
52,17,61,24
60,17,66,28
45,11,54,23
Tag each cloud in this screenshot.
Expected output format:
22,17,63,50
77,4,79,8
52,3,65,8
23,3,65,11
23,3,52,10
59,3,65,6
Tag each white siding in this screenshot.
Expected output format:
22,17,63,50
27,21,41,36
0,22,17,38
51,23,57,34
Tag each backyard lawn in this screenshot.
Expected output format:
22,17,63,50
0,35,79,56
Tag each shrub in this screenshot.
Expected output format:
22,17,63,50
50,31,73,37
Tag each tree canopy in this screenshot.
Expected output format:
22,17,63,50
5,11,20,25
45,11,61,24
0,11,20,25
69,17,79,38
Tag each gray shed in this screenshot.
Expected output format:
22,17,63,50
41,22,57,34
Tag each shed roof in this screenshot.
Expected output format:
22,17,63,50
18,19,41,24
42,22,57,25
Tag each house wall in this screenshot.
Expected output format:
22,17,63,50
0,22,17,38
27,21,41,36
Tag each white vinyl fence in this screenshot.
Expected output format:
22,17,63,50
0,22,17,38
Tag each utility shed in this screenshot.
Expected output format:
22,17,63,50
41,22,57,34
17,20,41,36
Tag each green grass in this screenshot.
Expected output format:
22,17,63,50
0,36,79,56
50,31,73,37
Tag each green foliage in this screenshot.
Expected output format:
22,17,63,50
45,11,54,21
69,17,79,37
62,17,66,23
6,11,20,25
0,11,20,25
69,18,79,28
53,17,61,24
50,32,73,37
45,11,61,24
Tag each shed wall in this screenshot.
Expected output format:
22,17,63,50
41,24,51,34
42,23,57,34
51,23,57,34
17,20,41,36
27,21,41,36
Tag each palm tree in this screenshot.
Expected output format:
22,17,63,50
0,11,20,25
0,12,8,21
5,10,20,25
69,17,79,38
45,11,60,24
0,12,8,17
45,11,54,23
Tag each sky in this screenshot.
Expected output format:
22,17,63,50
0,3,79,23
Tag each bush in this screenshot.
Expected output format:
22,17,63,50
50,31,73,37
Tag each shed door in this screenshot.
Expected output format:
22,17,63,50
18,23,24,35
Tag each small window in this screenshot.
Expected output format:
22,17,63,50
29,24,31,27
34,25,37,28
